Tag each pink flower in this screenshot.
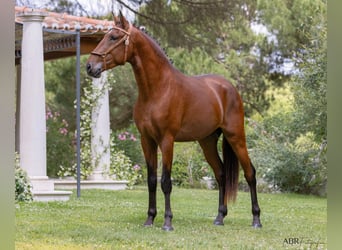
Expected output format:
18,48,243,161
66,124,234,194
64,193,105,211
130,134,137,141
118,133,126,141
59,127,68,135
133,164,141,171
46,111,53,120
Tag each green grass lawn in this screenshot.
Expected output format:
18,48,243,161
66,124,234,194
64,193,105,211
15,187,327,249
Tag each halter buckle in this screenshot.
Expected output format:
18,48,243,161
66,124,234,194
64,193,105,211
125,37,130,46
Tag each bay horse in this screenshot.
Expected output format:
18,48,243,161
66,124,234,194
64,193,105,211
86,13,262,231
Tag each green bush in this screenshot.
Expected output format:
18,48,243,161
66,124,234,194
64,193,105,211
247,118,327,196
111,125,145,185
112,125,145,168
108,149,142,188
46,107,75,177
15,153,33,202
172,142,212,188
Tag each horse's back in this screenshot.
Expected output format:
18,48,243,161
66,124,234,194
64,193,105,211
172,73,243,141
186,73,243,112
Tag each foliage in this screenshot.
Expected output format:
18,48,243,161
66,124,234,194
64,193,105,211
109,124,143,187
246,3,327,196
45,57,82,133
291,24,327,143
247,118,327,196
172,142,211,188
15,153,33,202
168,47,228,78
257,0,327,59
46,107,75,177
15,189,327,249
108,149,142,188
112,125,145,171
139,0,257,52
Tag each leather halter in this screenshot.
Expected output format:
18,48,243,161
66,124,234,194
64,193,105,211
90,24,132,69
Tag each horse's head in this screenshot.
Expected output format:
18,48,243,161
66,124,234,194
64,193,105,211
86,12,132,78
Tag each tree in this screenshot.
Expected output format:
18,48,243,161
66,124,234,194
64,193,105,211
291,17,327,143
257,0,327,71
247,2,327,195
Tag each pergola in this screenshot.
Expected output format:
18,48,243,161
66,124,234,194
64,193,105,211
15,6,126,201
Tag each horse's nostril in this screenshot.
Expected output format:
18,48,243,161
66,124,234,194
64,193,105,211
86,63,92,72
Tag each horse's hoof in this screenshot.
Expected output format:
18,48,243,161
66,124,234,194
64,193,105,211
252,223,262,228
162,225,174,231
213,220,224,226
144,217,154,227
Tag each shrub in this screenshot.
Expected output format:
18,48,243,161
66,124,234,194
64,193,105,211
247,117,327,196
15,153,33,202
172,142,212,188
108,149,142,188
112,125,145,168
46,107,75,177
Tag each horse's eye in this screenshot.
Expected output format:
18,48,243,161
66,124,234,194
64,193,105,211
109,35,118,41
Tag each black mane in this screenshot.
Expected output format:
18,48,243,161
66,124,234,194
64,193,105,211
133,22,173,64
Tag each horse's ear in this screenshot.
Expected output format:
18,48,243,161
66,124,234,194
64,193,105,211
113,12,120,26
114,11,129,30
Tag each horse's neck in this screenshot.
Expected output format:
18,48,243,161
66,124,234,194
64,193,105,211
129,31,177,100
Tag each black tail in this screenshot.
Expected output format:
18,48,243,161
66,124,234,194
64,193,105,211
222,137,239,203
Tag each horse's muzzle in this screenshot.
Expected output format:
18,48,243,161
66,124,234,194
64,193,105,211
86,62,102,78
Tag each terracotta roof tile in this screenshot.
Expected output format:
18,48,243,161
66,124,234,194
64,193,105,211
15,6,113,33
15,6,112,63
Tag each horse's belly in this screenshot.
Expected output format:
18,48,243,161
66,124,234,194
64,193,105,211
174,103,223,141
175,120,218,142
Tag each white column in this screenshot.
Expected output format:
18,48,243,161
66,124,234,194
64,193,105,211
89,72,111,180
19,11,48,180
18,11,72,200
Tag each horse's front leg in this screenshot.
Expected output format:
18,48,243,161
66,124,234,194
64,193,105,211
159,135,175,231
141,135,158,227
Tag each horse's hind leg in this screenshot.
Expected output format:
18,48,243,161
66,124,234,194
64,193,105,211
223,129,262,228
199,131,227,226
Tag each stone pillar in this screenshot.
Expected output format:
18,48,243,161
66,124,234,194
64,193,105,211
18,10,71,201
89,71,111,180
19,11,47,181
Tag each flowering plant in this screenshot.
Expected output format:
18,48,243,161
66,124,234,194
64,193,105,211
15,152,33,202
46,107,75,177
112,126,145,169
108,148,142,188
